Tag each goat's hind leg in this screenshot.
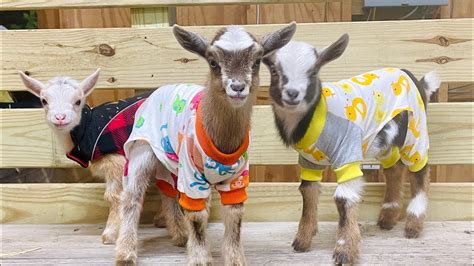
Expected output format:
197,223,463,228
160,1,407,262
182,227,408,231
115,141,156,265
292,180,321,252
95,155,127,244
405,164,429,238
378,160,406,230
160,193,188,247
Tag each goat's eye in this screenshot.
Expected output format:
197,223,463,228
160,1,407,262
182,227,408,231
41,99,48,106
252,59,261,69
271,68,278,76
209,60,219,69
74,100,81,106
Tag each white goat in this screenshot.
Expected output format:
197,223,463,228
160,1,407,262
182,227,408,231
114,23,296,266
263,36,440,264
18,69,163,244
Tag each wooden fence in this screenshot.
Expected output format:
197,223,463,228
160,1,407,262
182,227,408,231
0,0,472,223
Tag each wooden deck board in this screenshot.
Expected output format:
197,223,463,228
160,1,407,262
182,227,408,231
1,222,472,265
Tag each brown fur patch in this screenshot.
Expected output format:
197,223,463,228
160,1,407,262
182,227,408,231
333,198,361,264
405,164,430,239
378,160,406,230
292,181,320,252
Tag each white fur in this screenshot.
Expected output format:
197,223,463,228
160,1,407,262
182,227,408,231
41,77,83,131
382,202,400,209
406,192,428,217
333,177,365,206
275,42,316,104
423,71,440,97
214,26,254,51
366,120,399,158
336,239,346,246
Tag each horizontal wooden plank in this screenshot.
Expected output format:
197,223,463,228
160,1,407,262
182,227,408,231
1,182,472,224
1,19,472,91
0,103,471,168
0,0,329,10
1,222,472,265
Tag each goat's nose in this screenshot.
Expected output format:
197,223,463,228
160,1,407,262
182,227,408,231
286,89,299,100
230,83,245,93
55,114,66,121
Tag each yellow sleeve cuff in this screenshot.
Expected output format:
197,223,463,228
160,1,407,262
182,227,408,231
301,168,323,182
408,155,428,172
379,146,401,169
334,162,363,183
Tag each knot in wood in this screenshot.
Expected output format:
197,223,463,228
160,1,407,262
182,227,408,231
436,56,451,64
98,44,115,57
436,36,450,47
174,57,198,64
107,77,117,83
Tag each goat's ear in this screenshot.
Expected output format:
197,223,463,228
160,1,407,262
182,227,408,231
173,25,208,58
18,71,46,98
260,22,297,56
315,34,349,69
80,68,100,97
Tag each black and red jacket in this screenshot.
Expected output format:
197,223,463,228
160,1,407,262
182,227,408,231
66,92,151,168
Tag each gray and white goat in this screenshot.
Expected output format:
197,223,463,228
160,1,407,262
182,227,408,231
263,36,440,264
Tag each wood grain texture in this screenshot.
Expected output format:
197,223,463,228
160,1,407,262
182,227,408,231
176,5,257,25
36,8,135,107
0,0,334,10
1,222,472,264
0,103,472,168
1,19,472,91
1,182,472,224
132,7,170,27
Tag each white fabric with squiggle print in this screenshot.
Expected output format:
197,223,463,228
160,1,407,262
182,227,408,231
124,84,249,202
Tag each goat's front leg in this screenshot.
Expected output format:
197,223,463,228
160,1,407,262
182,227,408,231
292,180,321,252
378,160,406,230
221,203,246,266
184,207,212,265
405,164,430,239
115,141,156,266
333,177,364,264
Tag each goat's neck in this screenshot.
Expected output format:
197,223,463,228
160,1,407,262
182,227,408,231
52,129,75,153
200,90,255,154
273,93,320,146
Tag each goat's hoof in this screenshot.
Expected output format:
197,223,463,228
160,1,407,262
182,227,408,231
377,218,397,230
102,231,117,245
115,250,137,266
172,235,188,247
153,215,167,228
333,243,358,265
187,257,213,266
292,237,311,252
377,208,400,231
405,214,424,239
404,227,421,239
115,259,136,266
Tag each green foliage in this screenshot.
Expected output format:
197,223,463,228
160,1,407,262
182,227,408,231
7,11,38,29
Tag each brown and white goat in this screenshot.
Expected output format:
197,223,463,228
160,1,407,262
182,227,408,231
18,70,165,243
114,23,296,265
263,36,440,264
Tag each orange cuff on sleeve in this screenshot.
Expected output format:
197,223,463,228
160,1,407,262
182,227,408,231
179,193,207,211
156,180,179,198
219,188,248,205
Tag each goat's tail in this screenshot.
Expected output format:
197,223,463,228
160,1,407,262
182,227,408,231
421,70,441,103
